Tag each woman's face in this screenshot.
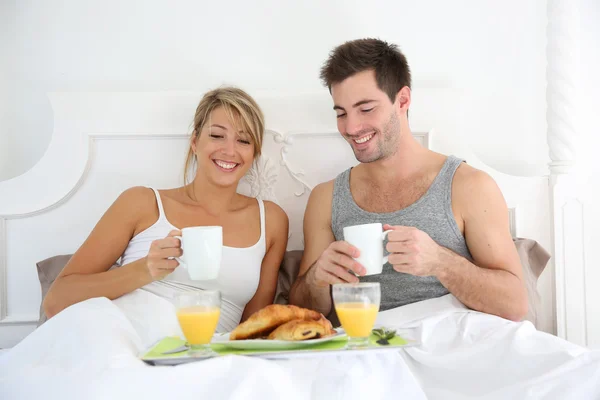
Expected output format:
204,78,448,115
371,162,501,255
192,106,256,188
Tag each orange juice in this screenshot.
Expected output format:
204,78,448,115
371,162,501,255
176,306,220,345
335,302,379,337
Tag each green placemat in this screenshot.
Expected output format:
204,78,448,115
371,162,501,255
141,328,411,365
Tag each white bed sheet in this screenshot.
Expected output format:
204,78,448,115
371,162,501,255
0,290,598,400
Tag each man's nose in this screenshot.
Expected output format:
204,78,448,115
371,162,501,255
345,113,364,136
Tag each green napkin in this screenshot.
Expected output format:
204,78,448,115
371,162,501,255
142,330,408,361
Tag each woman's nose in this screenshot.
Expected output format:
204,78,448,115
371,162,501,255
221,138,236,156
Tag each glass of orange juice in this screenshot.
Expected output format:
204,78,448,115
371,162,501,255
175,290,221,357
333,282,380,349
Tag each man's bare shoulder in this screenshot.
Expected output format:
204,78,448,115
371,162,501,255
452,162,507,212
305,179,335,221
454,163,500,191
310,180,335,200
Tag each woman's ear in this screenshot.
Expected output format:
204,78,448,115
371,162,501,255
190,131,198,155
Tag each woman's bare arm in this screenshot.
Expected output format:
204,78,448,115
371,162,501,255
240,201,289,321
43,187,180,318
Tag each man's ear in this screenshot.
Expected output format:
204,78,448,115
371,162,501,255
395,86,411,113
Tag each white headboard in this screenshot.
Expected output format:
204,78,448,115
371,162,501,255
0,89,552,347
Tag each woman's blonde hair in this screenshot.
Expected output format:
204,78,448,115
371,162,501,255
183,86,265,185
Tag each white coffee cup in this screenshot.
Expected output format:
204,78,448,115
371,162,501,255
343,222,393,276
175,226,223,280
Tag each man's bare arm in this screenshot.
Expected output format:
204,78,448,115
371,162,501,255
288,182,363,315
437,168,528,320
289,183,335,314
384,167,528,321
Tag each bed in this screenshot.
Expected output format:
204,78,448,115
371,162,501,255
0,88,554,341
0,86,598,399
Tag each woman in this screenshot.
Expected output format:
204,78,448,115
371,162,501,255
42,87,289,332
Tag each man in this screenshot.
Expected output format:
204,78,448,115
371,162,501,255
288,38,528,322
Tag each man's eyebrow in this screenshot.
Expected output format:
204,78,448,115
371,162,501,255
333,99,377,111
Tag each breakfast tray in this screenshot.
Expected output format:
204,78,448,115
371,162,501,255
140,326,420,365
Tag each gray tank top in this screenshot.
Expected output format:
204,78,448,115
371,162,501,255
331,155,472,313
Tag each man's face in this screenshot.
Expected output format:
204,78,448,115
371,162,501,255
331,69,401,163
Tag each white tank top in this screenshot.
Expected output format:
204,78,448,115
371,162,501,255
118,188,266,332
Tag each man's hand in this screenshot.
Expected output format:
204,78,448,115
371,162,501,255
305,241,366,287
383,224,445,277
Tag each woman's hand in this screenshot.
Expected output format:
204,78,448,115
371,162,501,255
144,229,183,281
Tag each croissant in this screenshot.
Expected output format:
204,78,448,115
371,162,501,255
229,304,322,340
267,317,335,341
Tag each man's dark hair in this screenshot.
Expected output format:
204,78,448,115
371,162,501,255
319,38,412,103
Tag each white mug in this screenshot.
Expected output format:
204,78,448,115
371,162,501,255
343,223,393,276
175,226,223,280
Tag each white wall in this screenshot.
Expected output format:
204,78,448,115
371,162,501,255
0,0,549,182
0,0,16,181
579,0,600,348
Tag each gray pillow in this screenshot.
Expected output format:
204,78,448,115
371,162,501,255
273,250,303,305
36,254,73,326
35,238,550,327
513,237,551,326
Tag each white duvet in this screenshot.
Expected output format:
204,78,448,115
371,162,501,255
1,290,599,400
